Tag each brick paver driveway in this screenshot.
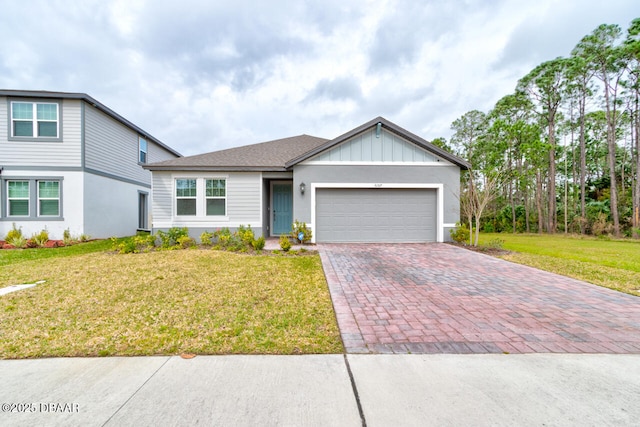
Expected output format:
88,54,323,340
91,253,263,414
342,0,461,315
319,243,640,354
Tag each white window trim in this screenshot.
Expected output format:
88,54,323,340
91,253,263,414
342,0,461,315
7,180,30,217
172,176,230,222
309,182,444,243
10,101,60,139
205,178,227,217
175,178,197,216
37,181,61,217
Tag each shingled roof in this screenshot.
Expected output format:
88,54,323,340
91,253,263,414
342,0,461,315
144,116,470,172
144,134,329,172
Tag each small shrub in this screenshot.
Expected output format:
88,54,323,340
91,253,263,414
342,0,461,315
63,228,74,246
200,231,214,246
79,234,91,242
486,238,505,250
252,236,266,251
31,229,49,247
5,223,23,242
591,212,613,237
450,223,470,244
177,235,196,249
113,238,137,254
279,234,292,252
291,220,312,243
112,234,156,254
157,227,189,248
7,235,27,249
213,227,248,251
237,225,255,246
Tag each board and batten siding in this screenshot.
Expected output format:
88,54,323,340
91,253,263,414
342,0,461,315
151,171,262,230
310,128,438,163
0,97,82,167
83,102,150,185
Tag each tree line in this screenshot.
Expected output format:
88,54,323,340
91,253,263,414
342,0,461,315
438,19,640,241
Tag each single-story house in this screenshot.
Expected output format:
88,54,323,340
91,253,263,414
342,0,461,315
144,117,469,243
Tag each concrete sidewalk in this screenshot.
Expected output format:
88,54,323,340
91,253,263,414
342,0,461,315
1,354,639,426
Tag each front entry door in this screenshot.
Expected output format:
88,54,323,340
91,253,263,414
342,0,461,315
272,183,293,235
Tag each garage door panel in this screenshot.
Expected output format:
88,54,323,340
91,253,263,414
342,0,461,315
316,188,436,242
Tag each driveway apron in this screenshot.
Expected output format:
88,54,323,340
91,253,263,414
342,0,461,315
319,243,640,354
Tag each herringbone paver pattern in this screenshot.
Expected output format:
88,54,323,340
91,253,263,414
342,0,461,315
319,243,640,354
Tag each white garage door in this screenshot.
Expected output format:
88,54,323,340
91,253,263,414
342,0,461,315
315,188,437,242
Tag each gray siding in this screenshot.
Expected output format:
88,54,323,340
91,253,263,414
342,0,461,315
84,102,150,184
227,173,262,224
148,140,179,163
310,128,438,162
0,97,82,167
150,171,262,230
293,164,461,226
151,171,173,224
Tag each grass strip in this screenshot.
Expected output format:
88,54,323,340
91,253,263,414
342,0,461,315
479,233,640,296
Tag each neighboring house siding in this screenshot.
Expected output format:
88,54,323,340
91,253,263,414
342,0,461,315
84,102,149,184
0,97,82,167
148,140,179,164
0,97,6,141
293,163,461,229
151,172,262,235
83,172,143,238
0,170,85,239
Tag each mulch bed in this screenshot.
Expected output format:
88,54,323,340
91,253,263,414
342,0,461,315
1,240,65,250
447,242,511,256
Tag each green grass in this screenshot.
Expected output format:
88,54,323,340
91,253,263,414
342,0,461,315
0,248,342,358
0,239,118,267
478,233,640,296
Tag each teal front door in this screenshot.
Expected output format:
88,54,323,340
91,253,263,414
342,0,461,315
273,183,293,235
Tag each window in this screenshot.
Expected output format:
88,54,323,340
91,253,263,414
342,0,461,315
7,181,29,216
206,179,226,216
176,179,196,215
11,102,59,138
38,181,60,216
139,137,148,163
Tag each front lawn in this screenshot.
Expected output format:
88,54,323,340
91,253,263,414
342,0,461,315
0,248,342,358
478,233,640,296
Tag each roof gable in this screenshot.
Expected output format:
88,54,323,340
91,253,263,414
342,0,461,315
306,127,439,163
286,116,470,170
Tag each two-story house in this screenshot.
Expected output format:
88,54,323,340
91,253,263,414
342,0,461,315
0,90,181,240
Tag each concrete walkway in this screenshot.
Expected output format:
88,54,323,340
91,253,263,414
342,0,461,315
1,354,639,426
320,243,640,354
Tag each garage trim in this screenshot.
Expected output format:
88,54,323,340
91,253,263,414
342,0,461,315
310,182,444,243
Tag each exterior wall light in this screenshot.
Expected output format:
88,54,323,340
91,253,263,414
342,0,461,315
299,182,306,194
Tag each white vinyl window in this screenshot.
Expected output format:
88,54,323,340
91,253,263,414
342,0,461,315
206,179,226,216
38,181,60,216
11,102,59,138
7,180,30,216
139,137,148,163
176,179,197,215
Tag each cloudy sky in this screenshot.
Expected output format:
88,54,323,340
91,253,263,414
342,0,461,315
1,0,637,156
